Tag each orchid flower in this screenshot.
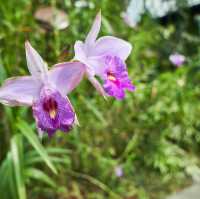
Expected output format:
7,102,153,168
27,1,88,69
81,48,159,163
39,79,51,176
74,11,135,100
0,42,85,137
169,53,186,67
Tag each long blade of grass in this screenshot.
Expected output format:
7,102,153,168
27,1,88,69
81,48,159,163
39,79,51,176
16,120,57,174
7,152,17,199
11,135,26,199
24,154,70,166
24,167,56,188
0,152,16,199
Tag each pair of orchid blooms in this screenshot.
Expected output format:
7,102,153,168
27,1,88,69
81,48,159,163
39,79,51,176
0,12,135,137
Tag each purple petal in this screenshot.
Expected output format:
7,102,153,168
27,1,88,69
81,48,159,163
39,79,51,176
66,96,79,126
49,62,85,95
115,166,123,177
169,53,185,67
25,41,48,80
87,75,107,98
92,36,132,60
102,56,135,100
85,11,101,45
32,87,75,137
0,76,42,106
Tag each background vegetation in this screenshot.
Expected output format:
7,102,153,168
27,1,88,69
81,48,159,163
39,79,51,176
0,0,200,199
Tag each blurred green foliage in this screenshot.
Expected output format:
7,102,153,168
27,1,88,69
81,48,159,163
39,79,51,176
0,0,200,199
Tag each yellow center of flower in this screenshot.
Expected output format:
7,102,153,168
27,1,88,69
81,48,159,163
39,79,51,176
108,74,117,81
49,109,57,119
107,71,117,82
43,98,58,119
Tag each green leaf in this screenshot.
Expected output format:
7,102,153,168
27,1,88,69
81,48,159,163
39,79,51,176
0,152,16,199
102,16,114,34
24,147,71,166
0,56,7,84
24,154,70,166
11,135,26,199
7,153,17,199
16,120,57,174
46,147,72,155
24,168,56,188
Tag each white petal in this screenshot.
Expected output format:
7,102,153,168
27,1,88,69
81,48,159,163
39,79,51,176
25,41,48,80
0,76,42,106
87,75,107,98
74,41,88,62
49,62,85,95
92,36,132,60
85,11,101,45
66,96,79,126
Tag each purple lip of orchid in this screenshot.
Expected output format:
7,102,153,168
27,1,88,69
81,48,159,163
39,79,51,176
0,41,85,137
74,11,135,100
102,56,135,100
32,87,75,137
169,53,186,67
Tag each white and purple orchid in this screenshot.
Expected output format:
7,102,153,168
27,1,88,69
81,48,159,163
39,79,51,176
0,42,84,137
169,53,186,67
74,11,135,100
